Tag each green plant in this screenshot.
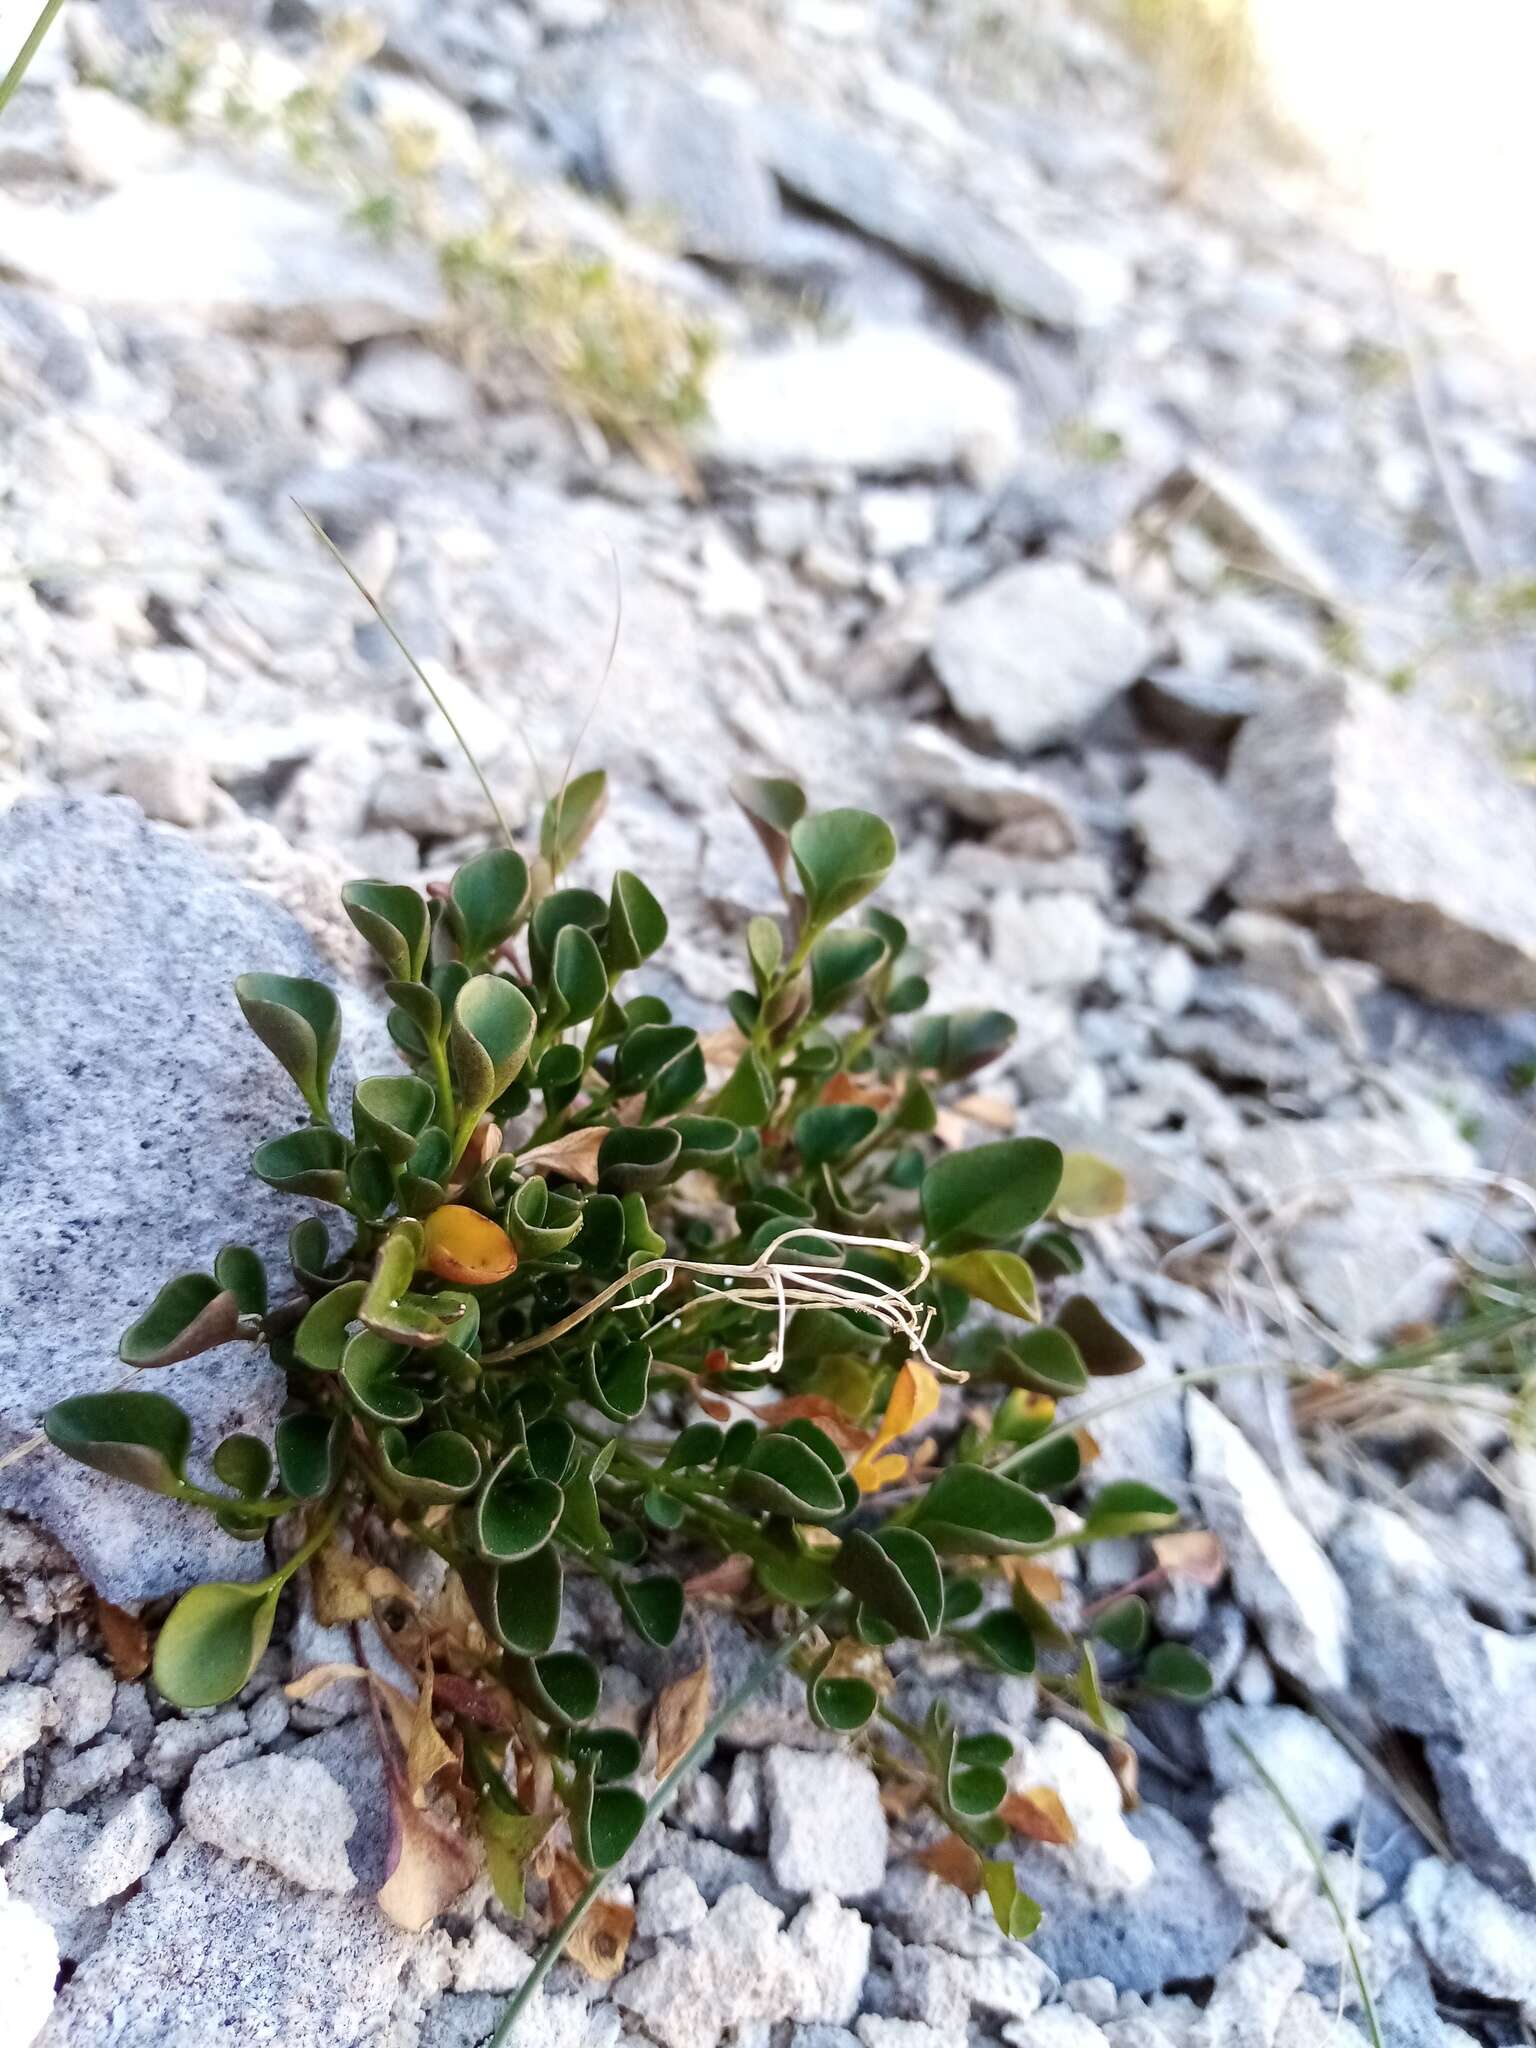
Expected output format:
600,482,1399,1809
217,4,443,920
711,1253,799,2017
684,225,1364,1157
48,771,1208,1946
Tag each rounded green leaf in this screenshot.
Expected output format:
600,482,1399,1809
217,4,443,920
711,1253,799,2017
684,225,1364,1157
341,1331,422,1424
912,1466,1055,1556
795,1104,878,1170
153,1579,280,1708
294,1281,366,1373
540,770,607,871
45,1391,192,1496
669,1116,741,1174
342,880,430,982
472,1548,563,1656
663,1422,725,1472
910,1009,1017,1081
808,1670,878,1733
1094,1596,1150,1655
1082,1482,1179,1540
569,1762,647,1874
274,1412,345,1498
754,1547,838,1608
933,1249,1039,1323
746,914,783,989
1140,1643,1214,1701
732,774,807,886
921,1140,1064,1253
507,1649,600,1727
1054,1297,1145,1377
378,1427,482,1503
289,1218,339,1294
235,973,340,1117
614,1023,698,1094
119,1272,241,1368
570,1727,643,1785
598,1125,681,1194
606,870,668,974
790,809,897,925
983,1861,1042,1941
1006,1327,1089,1396
972,1610,1037,1674
551,923,609,1025
834,1527,944,1641
353,1076,438,1166
250,1126,351,1203
585,1341,652,1423
731,1433,847,1523
943,1576,985,1626
809,928,888,1013
476,1453,564,1563
450,976,537,1124
616,1573,684,1647
449,849,530,963
213,1245,267,1320
956,1731,1013,1768
212,1433,272,1499
712,1047,776,1128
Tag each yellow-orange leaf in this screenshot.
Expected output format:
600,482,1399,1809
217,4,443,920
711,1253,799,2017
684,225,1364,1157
1001,1787,1077,1846
517,1127,608,1188
914,1833,984,1894
1001,1560,1065,1604
422,1205,518,1286
851,1360,942,1494
653,1658,712,1778
1052,1151,1130,1224
567,1896,636,1980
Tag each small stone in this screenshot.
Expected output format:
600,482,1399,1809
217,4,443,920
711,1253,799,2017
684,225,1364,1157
47,1655,116,1748
637,1867,710,1940
991,892,1109,993
1129,753,1246,922
724,1752,764,1845
1208,1786,1314,1914
1202,1704,1364,1837
0,1685,55,1770
1187,1392,1350,1692
82,1787,174,1904
764,1749,888,1900
110,750,218,829
1001,2010,1111,2046
1404,1857,1536,2004
932,561,1150,756
42,1732,134,1810
860,490,937,557
0,1873,58,2047
792,1892,871,2025
857,2021,965,2048
1062,1980,1118,2023
349,340,475,425
451,1917,533,1994
597,75,780,266
614,1882,818,2048
182,1753,358,1893
704,328,1022,483
1200,1939,1304,2045
895,725,1079,842
144,1708,247,1789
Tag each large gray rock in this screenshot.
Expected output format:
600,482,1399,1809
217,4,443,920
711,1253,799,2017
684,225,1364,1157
0,166,447,343
1404,1858,1536,2005
703,327,1022,481
755,106,1081,329
1186,1392,1350,1693
0,797,374,1602
35,1832,415,2047
932,562,1151,756
597,76,781,265
1229,677,1536,1010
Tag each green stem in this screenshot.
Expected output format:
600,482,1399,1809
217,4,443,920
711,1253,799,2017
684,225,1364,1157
487,1601,834,2048
1233,1737,1384,2048
0,0,66,119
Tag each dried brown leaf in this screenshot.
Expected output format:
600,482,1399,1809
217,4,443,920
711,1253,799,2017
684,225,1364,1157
433,1671,518,1730
951,1091,1016,1131
406,1657,456,1801
567,1896,636,1981
311,1545,417,1627
755,1393,871,1456
1001,1787,1077,1846
914,1833,984,1894
378,1788,479,1930
1000,1560,1065,1604
820,1072,897,1112
517,1126,608,1188
652,1657,712,1778
682,1554,755,1600
1107,1738,1140,1812
1151,1530,1226,1589
95,1598,151,1680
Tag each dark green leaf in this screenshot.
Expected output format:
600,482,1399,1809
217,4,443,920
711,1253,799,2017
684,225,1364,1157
342,880,430,982
250,1126,351,1204
585,1340,652,1424
1005,1327,1089,1396
1094,1597,1150,1655
289,1218,338,1294
795,1103,878,1169
971,1611,1036,1674
669,1116,741,1173
1054,1297,1145,1377
550,923,608,1025
808,1667,877,1733
212,1433,271,1499
1140,1643,1214,1701
235,973,341,1118
294,1280,365,1372
476,1452,564,1563
507,1650,600,1727
921,1140,1064,1253
45,1391,191,1496
911,1466,1055,1555
605,870,667,974
569,1727,642,1784
809,928,887,1013
616,1574,684,1647
712,1047,776,1128
378,1427,482,1503
119,1272,241,1368
732,774,807,887
353,1076,438,1166
449,849,530,962
569,1762,646,1873
731,1432,847,1523
754,1548,838,1607
342,1331,422,1424
274,1412,344,1498
790,809,897,925
1082,1481,1179,1540
834,1527,944,1640
910,1009,1018,1081
470,1548,563,1656
451,977,536,1127
598,1125,681,1194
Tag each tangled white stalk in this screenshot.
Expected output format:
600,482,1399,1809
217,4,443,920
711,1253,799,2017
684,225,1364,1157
482,1225,957,1377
